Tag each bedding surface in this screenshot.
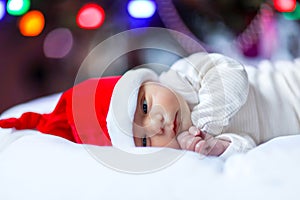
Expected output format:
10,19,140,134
0,94,300,200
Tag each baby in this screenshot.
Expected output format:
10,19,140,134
107,52,300,159
1,52,299,159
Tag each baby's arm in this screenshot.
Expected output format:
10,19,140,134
160,52,250,135
215,133,256,159
177,126,256,159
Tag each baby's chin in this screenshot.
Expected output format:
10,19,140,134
165,139,181,150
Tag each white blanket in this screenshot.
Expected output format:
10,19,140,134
0,94,300,200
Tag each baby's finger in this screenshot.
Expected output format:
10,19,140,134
184,136,203,151
203,132,213,140
188,126,201,136
177,134,194,149
176,131,190,141
195,138,218,156
203,138,219,156
189,126,207,139
194,140,206,154
177,133,201,150
177,131,190,149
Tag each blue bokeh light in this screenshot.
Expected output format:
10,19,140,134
127,0,156,19
0,0,5,20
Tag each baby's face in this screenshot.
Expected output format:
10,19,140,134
133,81,192,149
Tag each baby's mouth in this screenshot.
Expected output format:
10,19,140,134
173,111,178,135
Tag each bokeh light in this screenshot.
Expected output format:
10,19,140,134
43,28,74,59
273,0,296,12
18,10,45,37
283,3,300,20
0,0,5,20
7,0,30,16
127,0,156,19
76,3,105,29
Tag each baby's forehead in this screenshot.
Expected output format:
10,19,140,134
139,81,172,93
141,80,165,87
139,81,178,97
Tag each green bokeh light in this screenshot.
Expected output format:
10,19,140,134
7,0,30,16
283,2,300,20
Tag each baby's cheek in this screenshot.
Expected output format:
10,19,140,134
167,139,181,149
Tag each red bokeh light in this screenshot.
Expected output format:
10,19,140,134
76,3,105,29
273,0,296,12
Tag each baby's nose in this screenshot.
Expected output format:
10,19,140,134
149,110,164,135
152,111,163,122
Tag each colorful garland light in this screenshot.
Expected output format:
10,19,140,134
0,0,5,20
273,0,296,12
7,0,30,16
127,0,156,19
18,10,45,36
43,28,74,58
283,2,300,20
76,3,105,29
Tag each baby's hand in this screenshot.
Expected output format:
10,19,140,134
177,126,230,156
176,126,205,151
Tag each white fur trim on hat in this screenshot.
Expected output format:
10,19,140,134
106,68,159,149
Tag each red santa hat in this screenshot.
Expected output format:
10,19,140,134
0,76,121,146
0,68,159,148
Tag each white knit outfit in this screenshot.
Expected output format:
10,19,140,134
159,53,300,159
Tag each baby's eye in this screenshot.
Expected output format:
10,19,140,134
142,99,148,114
142,136,147,147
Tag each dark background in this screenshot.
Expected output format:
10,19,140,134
0,0,299,114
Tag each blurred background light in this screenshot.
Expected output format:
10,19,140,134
1,0,300,116
7,0,30,16
43,28,74,59
76,3,105,29
283,3,300,20
273,0,296,12
18,10,45,37
0,0,5,20
127,0,156,19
